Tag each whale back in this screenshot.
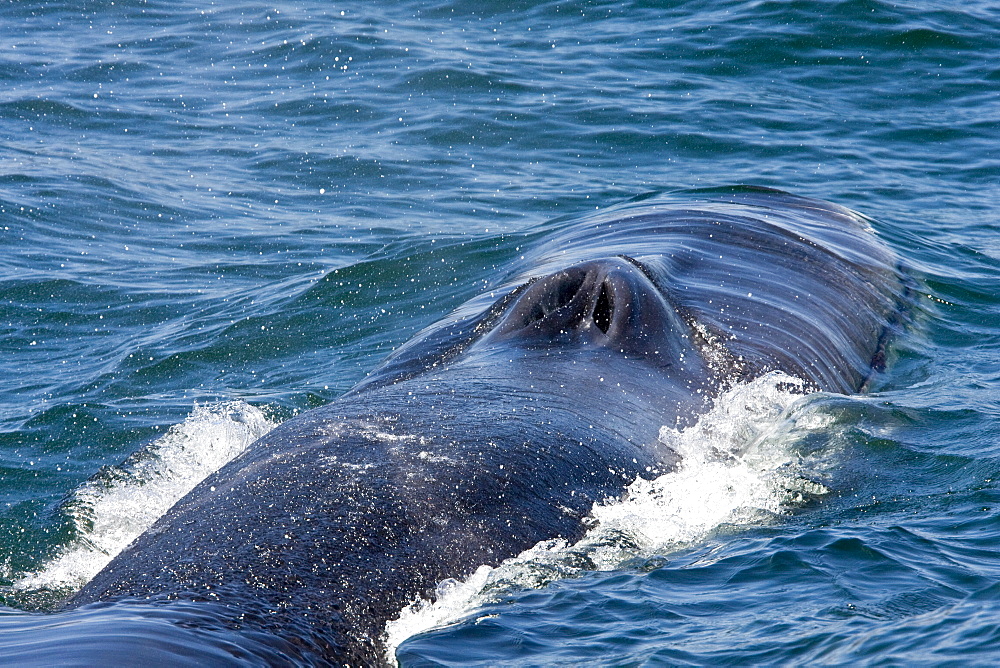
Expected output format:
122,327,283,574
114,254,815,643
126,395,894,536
65,189,907,665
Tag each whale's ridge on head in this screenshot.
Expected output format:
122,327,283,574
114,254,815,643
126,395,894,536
360,187,900,399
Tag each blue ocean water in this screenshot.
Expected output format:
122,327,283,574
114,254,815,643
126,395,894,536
1,0,998,664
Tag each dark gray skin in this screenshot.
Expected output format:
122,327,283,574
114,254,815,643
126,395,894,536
67,188,905,665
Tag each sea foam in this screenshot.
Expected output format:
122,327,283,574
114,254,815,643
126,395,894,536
14,401,276,595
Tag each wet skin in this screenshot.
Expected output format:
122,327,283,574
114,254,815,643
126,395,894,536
66,188,905,665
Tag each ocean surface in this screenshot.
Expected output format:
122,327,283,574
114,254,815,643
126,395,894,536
1,0,998,664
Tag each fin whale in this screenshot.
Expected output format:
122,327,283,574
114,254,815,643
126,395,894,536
64,188,905,665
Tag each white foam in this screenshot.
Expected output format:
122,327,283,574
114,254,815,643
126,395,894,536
14,400,276,594
384,372,834,660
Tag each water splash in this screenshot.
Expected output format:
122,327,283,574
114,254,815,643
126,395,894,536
13,401,276,596
384,372,834,660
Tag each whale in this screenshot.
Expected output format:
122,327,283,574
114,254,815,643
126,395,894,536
62,187,905,665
